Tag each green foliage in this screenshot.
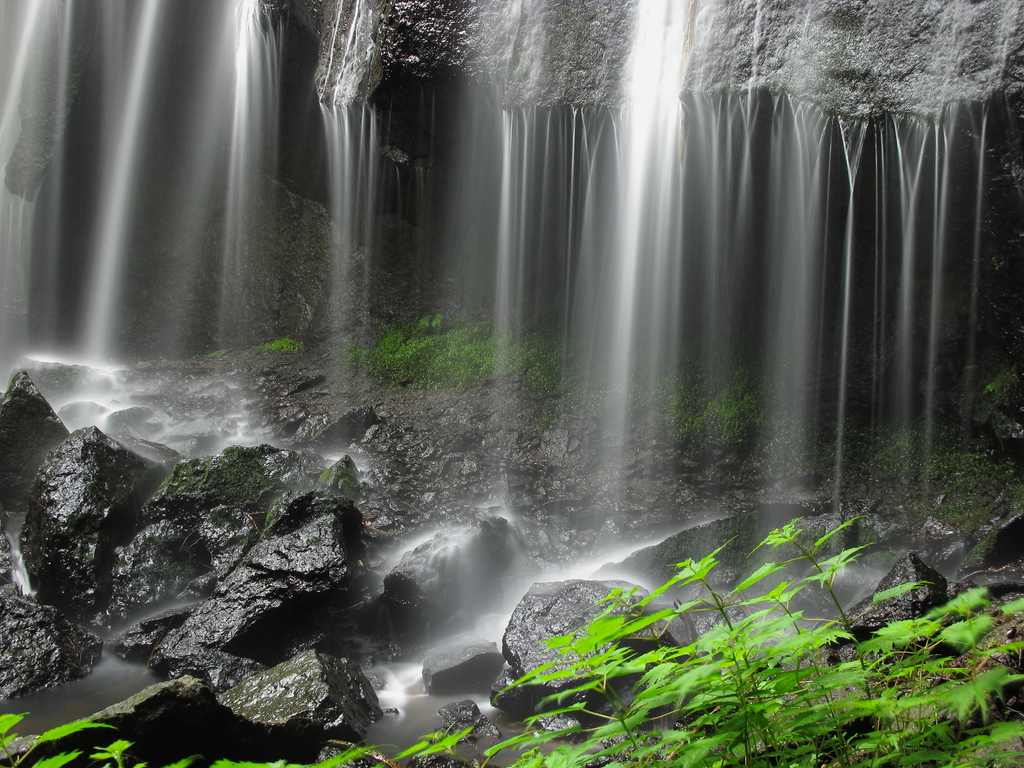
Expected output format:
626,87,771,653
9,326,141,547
9,523,1024,768
256,338,305,353
349,316,562,393
659,366,763,451
194,349,228,360
465,520,1024,768
1,714,112,768
837,424,1023,531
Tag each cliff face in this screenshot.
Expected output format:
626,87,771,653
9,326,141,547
296,0,1024,117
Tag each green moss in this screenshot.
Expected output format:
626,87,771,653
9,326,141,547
348,316,563,394
256,337,305,353
193,349,228,360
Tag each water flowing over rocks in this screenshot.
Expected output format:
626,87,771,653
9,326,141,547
20,426,173,624
219,649,382,746
0,371,69,512
0,591,102,697
421,634,505,695
379,516,516,644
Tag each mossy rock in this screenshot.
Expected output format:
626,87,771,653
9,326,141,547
145,444,325,528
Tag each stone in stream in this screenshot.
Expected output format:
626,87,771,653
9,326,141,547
0,590,103,697
0,371,70,513
959,507,1024,576
422,633,505,695
290,404,381,448
437,699,500,745
848,552,948,641
108,443,326,622
151,491,364,687
219,649,382,745
492,579,646,720
20,427,176,624
379,516,514,643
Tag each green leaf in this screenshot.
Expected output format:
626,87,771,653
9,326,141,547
29,752,82,768
872,581,926,604
0,714,25,737
999,596,1024,615
813,516,862,548
734,562,786,593
940,614,995,653
37,721,114,745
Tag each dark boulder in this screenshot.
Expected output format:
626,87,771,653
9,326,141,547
219,649,382,747
292,405,380,448
153,491,363,678
21,427,173,623
159,649,267,695
422,634,505,695
109,606,193,664
848,552,948,641
107,514,253,624
598,510,856,591
0,591,102,697
18,676,285,767
0,371,69,512
379,516,514,642
493,579,646,719
437,699,500,745
140,444,324,530
108,444,326,621
105,406,163,441
959,507,1024,576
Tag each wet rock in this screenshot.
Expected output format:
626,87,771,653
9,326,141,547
141,444,324,530
292,405,380,448
0,503,11,585
848,552,948,641
21,427,172,623
0,371,69,512
422,634,505,695
17,359,111,403
598,509,854,590
109,606,193,664
959,507,1024,576
18,676,284,767
0,592,102,697
219,649,382,744
109,444,326,620
407,755,468,768
660,605,748,647
379,516,514,642
153,491,363,677
437,699,500,744
320,454,368,500
160,649,267,694
57,400,110,431
493,579,646,719
106,406,163,440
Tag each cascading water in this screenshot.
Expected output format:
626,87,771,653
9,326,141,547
2,0,1023,754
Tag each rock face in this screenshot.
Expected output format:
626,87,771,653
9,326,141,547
685,0,1024,120
422,634,505,695
493,579,645,719
152,491,363,682
959,507,1024,575
0,371,69,512
437,699,500,745
20,427,171,623
219,649,382,745
848,552,948,640
19,676,285,767
107,444,325,622
379,516,514,642
0,591,102,697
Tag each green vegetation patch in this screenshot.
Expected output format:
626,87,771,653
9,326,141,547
256,337,305,353
349,315,562,392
